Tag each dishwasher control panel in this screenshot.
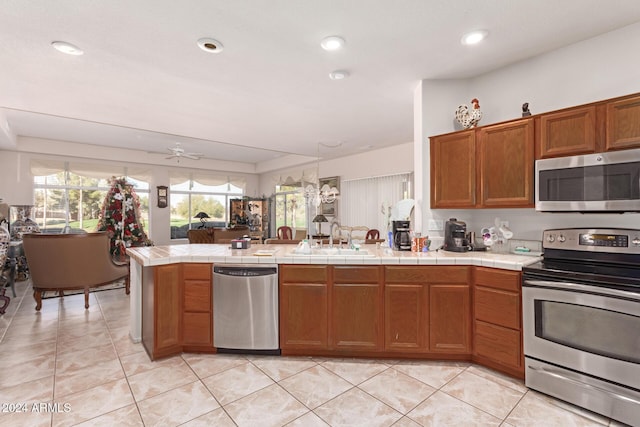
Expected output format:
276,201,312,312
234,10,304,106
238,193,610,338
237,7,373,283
214,265,278,277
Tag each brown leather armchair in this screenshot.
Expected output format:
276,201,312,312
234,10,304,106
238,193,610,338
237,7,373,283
22,232,129,310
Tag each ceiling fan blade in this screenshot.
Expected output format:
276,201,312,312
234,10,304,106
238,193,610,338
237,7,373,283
183,153,201,160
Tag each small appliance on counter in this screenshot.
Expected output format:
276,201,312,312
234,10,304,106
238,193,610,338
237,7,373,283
443,218,469,252
392,220,411,251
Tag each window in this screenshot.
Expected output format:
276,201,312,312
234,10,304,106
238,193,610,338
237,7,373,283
169,179,243,239
33,168,149,234
274,184,307,230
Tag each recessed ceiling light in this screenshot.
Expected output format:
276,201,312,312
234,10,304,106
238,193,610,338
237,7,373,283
329,70,350,80
461,30,488,45
51,41,83,55
321,36,345,51
197,38,224,53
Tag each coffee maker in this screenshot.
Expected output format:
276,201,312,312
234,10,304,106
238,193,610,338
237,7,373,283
443,218,470,252
392,220,411,251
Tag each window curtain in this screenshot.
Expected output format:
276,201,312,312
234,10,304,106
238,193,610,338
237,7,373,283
340,172,413,232
169,170,247,190
30,159,152,182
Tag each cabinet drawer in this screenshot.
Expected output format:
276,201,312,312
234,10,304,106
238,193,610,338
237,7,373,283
474,267,520,292
475,320,521,369
280,265,328,283
183,263,212,280
474,286,520,329
183,312,212,346
184,280,211,312
385,266,469,284
334,266,381,283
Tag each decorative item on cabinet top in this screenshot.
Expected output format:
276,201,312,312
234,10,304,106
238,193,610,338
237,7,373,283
455,98,483,129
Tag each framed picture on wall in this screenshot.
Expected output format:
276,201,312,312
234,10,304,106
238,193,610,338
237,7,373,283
319,176,339,216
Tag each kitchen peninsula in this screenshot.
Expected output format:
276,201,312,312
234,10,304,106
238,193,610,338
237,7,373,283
127,243,540,378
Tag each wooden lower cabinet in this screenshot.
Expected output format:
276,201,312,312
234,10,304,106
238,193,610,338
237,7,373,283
143,263,214,360
279,265,329,350
472,267,524,378
384,266,470,355
385,283,428,351
331,266,383,351
429,284,471,353
143,263,182,359
182,263,213,348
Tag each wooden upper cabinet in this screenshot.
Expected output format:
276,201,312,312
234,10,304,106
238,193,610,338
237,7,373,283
478,119,534,207
538,106,597,158
606,95,640,151
430,130,476,208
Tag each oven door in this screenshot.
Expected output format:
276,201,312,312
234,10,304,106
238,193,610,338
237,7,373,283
523,280,640,389
523,279,640,425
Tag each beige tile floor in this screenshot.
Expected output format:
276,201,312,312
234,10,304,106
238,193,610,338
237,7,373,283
0,281,630,427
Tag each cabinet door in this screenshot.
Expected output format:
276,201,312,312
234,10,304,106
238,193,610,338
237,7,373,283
331,266,383,351
280,266,329,350
280,283,328,349
385,283,428,352
606,95,640,151
429,284,471,353
478,119,534,207
154,264,182,357
539,106,596,158
430,131,476,208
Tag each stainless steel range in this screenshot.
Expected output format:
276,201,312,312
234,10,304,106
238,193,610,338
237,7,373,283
522,228,640,427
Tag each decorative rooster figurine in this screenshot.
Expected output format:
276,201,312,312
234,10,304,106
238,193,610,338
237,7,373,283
455,98,482,129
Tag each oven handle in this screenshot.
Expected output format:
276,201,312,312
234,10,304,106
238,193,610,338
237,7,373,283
523,279,640,301
528,365,640,405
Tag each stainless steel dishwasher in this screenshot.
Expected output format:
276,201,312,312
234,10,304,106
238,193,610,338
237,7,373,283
213,264,279,354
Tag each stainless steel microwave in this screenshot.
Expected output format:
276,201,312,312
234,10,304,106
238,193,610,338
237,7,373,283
535,148,640,212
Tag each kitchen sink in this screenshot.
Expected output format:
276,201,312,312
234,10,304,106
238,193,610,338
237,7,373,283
290,247,374,257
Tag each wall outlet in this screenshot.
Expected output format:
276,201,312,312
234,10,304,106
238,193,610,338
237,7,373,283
428,219,444,231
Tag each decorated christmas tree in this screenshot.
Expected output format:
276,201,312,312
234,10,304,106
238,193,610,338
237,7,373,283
96,177,151,258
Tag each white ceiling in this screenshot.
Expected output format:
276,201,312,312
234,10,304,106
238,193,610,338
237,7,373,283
1,1,640,170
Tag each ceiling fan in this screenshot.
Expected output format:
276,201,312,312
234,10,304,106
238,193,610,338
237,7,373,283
165,143,204,160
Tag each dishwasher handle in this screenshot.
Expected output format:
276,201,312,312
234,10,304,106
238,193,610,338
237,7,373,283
214,265,277,277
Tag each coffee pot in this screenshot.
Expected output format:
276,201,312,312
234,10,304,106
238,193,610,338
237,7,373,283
443,218,470,252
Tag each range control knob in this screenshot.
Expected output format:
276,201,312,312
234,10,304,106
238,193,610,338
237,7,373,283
546,234,555,243
558,235,566,243
632,237,640,246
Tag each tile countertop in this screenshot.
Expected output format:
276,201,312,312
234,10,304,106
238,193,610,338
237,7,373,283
126,244,541,271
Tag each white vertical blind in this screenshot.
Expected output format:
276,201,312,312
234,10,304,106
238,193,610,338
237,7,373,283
341,172,413,232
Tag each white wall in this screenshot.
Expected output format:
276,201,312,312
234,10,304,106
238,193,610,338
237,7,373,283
418,22,640,240
258,142,414,198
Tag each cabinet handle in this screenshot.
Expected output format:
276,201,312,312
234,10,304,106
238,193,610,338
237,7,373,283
395,332,399,340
